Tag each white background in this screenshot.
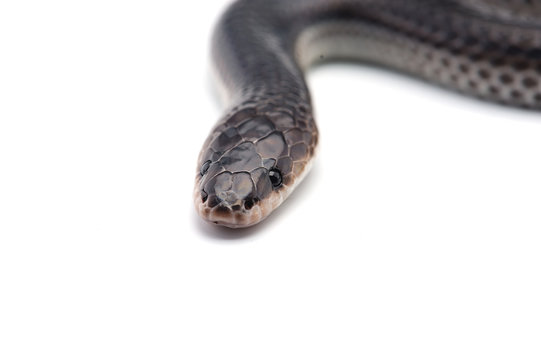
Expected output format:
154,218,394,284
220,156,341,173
1,0,541,359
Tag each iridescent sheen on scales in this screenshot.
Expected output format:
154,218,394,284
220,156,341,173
195,0,541,228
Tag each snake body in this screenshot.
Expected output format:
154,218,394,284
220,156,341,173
195,0,541,228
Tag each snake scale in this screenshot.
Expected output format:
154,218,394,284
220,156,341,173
194,0,541,228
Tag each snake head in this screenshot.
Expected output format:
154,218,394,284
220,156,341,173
194,107,316,228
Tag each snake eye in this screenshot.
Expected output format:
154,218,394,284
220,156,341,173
200,160,211,176
269,168,282,189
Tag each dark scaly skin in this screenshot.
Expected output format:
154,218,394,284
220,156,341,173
195,0,541,228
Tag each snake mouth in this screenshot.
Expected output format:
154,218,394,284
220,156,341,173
193,185,279,228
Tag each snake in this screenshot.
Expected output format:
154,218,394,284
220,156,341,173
194,0,541,228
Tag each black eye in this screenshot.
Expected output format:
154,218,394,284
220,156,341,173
269,168,282,188
200,160,211,176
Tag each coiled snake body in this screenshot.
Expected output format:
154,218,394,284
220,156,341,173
195,0,541,228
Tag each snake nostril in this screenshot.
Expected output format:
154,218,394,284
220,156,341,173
269,168,282,189
244,198,254,210
200,160,211,176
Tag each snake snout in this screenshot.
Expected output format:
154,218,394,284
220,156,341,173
195,169,268,228
204,171,254,206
